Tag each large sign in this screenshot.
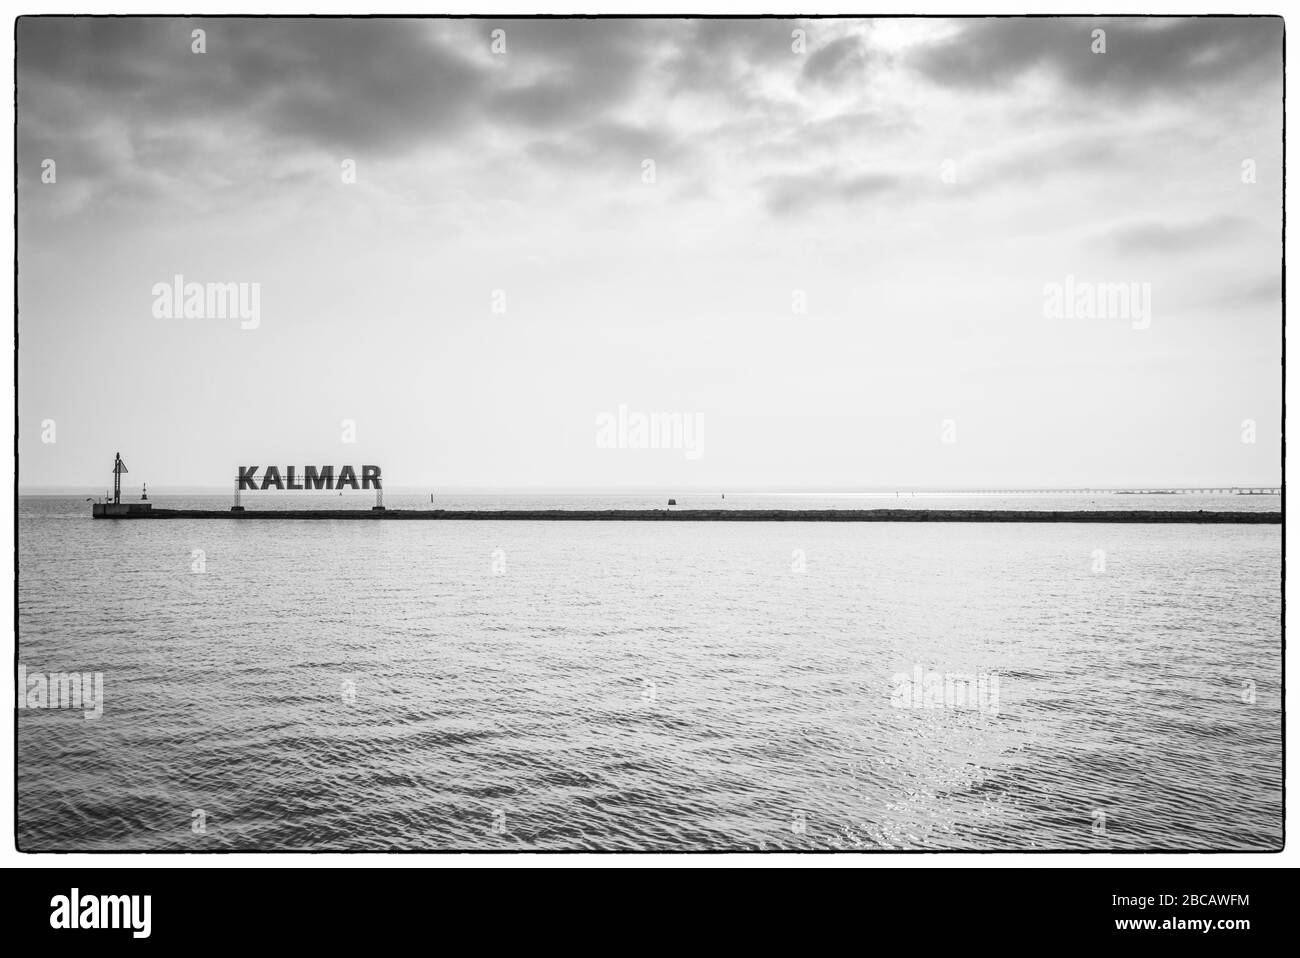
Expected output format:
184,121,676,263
238,466,381,491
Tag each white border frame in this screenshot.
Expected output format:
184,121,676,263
3,0,1291,868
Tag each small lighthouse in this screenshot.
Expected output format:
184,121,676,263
92,453,153,518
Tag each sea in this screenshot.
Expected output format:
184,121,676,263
16,492,1283,851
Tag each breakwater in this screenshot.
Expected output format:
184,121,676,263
90,508,1282,523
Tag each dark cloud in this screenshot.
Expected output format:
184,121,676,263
17,17,699,216
243,22,487,153
487,18,667,128
18,17,673,162
22,19,490,148
663,18,809,109
670,19,803,77
910,17,1281,96
17,16,1283,230
802,34,868,86
20,16,894,219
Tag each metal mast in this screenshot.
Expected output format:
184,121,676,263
112,452,128,505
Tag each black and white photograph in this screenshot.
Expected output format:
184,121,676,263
11,9,1285,869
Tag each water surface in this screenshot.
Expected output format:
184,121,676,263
18,495,1282,851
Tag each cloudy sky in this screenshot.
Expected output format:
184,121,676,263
18,16,1282,491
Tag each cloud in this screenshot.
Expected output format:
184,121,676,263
1107,215,1253,254
802,34,868,86
909,17,1281,97
762,168,903,215
17,19,675,174
15,16,1283,236
20,19,490,152
525,120,677,177
487,18,667,128
666,17,805,100
18,18,702,220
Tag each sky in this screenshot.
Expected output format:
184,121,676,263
17,16,1283,491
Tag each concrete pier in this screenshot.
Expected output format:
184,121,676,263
90,508,1281,523
91,502,153,517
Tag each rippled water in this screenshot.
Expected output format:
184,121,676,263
17,495,1282,851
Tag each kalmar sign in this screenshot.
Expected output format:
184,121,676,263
237,465,382,491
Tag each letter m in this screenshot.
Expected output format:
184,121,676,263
304,465,334,490
206,283,239,319
1097,283,1129,318
55,672,82,710
101,896,129,929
